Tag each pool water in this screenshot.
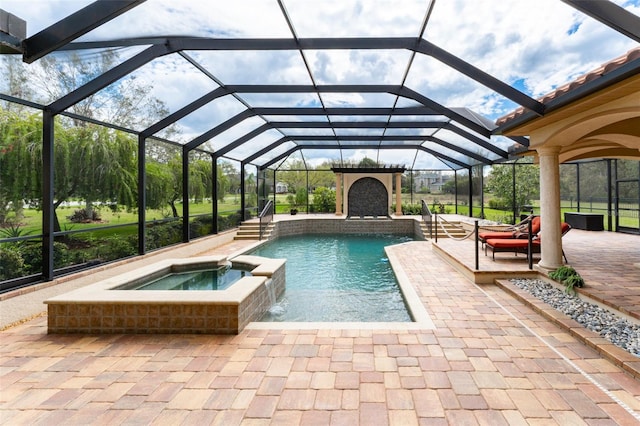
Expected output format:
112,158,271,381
250,233,413,322
120,266,251,291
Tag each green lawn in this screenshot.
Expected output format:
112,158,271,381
4,195,638,236
6,199,243,237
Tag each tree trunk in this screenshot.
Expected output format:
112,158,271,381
169,201,178,218
53,211,62,234
53,199,65,233
85,200,94,220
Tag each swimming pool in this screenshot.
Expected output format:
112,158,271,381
250,233,413,322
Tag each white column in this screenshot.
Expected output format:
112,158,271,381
536,146,564,272
335,172,342,215
395,172,402,216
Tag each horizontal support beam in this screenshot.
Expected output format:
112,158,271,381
260,143,469,170
23,0,146,63
562,0,640,43
48,43,171,114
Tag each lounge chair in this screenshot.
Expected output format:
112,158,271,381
485,222,571,262
478,216,541,246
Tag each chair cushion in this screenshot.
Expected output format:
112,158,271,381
531,216,541,234
486,238,539,248
535,222,571,242
478,231,515,241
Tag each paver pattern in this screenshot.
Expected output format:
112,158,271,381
1,222,639,425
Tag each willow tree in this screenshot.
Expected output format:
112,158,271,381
145,161,175,216
216,163,230,203
0,110,42,225
54,125,138,220
0,49,178,231
145,153,214,218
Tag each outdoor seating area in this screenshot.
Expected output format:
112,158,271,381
484,221,571,262
478,215,541,246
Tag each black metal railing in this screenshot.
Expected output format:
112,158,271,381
421,200,432,239
258,200,274,240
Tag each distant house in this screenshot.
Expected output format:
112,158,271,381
413,172,451,193
275,182,288,193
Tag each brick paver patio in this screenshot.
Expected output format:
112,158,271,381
1,218,639,425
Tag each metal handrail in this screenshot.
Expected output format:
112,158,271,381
421,200,432,239
258,199,274,240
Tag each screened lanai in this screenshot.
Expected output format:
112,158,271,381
0,0,639,284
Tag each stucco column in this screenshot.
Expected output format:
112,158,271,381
335,172,342,215
395,172,402,216
536,146,564,272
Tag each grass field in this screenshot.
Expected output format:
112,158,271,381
3,193,638,238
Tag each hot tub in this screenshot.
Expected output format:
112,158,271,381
45,255,285,334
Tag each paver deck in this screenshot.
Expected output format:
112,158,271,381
1,216,639,425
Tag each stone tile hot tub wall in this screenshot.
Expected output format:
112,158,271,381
269,216,423,239
45,255,285,335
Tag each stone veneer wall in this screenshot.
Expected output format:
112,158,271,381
347,177,389,217
48,303,243,334
237,270,285,330
413,219,426,241
269,217,424,240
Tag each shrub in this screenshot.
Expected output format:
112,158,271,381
218,212,242,232
0,223,31,239
549,265,585,295
190,215,213,238
312,187,336,213
431,201,445,214
68,208,102,223
286,188,308,209
20,241,72,274
0,247,25,280
392,203,422,215
98,235,137,261
486,213,515,225
488,199,510,210
146,220,182,250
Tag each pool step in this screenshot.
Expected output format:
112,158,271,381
235,222,275,240
420,220,468,239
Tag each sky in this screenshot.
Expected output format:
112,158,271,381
1,0,639,169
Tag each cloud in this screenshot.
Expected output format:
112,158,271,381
2,0,638,169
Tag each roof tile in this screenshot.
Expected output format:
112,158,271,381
496,47,640,126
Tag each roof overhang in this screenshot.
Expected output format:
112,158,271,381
500,71,640,163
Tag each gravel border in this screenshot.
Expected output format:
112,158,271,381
510,278,639,357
